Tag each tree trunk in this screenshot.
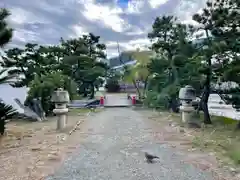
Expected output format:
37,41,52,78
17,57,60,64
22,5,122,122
96,86,99,91
169,98,179,113
236,121,240,130
196,92,204,114
132,80,141,98
202,98,211,124
0,119,6,136
201,77,212,124
82,85,88,97
89,83,95,99
202,30,212,124
142,76,149,98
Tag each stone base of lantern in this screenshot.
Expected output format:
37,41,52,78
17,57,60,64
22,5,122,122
180,103,194,123
53,108,69,130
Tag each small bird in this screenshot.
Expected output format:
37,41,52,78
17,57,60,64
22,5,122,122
145,152,159,163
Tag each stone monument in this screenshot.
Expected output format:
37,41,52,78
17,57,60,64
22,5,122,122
51,88,70,130
31,98,46,120
14,98,42,121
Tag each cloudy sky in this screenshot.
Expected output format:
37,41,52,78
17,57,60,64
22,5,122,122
1,0,207,58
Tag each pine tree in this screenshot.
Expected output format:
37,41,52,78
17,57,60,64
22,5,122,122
0,8,13,47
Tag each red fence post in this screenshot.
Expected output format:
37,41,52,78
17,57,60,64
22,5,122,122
132,96,136,105
100,96,104,106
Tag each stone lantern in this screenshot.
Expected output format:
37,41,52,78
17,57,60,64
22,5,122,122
51,88,70,130
179,85,196,123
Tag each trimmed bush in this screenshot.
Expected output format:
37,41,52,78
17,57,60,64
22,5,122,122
26,71,77,115
105,79,120,92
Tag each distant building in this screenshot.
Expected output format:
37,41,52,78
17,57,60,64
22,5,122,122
108,52,135,68
111,60,137,72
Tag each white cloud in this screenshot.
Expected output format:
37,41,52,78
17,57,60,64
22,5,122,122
107,38,150,52
125,38,151,50
181,5,206,27
175,0,207,21
105,38,151,59
149,0,168,9
36,1,66,15
71,24,88,37
126,0,145,14
3,0,207,57
106,51,119,58
8,7,51,25
13,29,40,43
182,19,199,26
124,27,144,36
81,1,130,33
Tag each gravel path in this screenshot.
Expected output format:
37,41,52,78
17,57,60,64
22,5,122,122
46,108,214,180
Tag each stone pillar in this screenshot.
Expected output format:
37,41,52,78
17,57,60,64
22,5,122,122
51,88,70,130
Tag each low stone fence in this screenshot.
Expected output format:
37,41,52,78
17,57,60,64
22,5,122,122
208,106,240,120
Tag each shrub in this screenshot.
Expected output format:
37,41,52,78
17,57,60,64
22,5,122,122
144,90,169,109
105,79,120,92
144,84,181,112
26,71,77,115
0,100,18,135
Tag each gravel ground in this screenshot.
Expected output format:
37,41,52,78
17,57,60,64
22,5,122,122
46,108,214,180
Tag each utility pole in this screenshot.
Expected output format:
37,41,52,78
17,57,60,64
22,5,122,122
117,41,124,65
